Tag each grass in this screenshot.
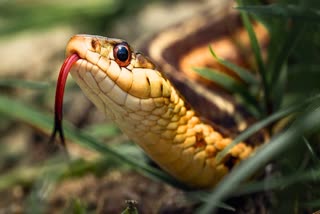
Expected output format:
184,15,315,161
0,0,320,213
195,0,320,213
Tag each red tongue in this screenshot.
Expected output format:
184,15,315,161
50,53,80,146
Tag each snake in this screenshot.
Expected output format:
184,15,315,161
51,2,269,189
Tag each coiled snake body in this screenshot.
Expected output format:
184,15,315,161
53,4,268,189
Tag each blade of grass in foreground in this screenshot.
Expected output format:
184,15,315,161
303,137,320,165
0,95,185,190
0,143,145,191
265,12,306,110
236,0,270,114
0,95,234,210
238,2,311,107
0,157,117,190
197,103,320,214
84,123,120,138
216,94,320,162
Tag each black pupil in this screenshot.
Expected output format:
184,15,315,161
117,45,129,62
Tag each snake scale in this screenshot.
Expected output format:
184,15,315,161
52,2,269,188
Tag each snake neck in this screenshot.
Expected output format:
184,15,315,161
123,87,253,188
69,55,254,188
72,66,252,188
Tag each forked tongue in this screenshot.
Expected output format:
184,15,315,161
50,53,80,146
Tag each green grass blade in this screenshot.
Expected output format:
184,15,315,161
303,137,320,165
237,4,320,22
0,144,145,191
238,3,312,103
216,94,320,162
197,104,320,214
0,79,52,90
0,96,251,210
270,63,287,111
0,95,187,190
268,24,306,108
237,0,270,114
0,158,87,191
193,67,261,117
186,191,235,211
84,123,120,138
70,199,87,214
235,166,320,196
208,46,258,85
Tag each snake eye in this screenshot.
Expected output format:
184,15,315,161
113,42,131,67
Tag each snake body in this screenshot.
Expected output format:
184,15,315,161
65,34,255,188
50,1,271,189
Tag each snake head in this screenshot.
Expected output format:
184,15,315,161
66,35,172,99
51,35,175,146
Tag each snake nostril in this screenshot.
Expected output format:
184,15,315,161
91,39,99,51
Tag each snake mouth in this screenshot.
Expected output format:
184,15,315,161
50,35,115,146
50,53,80,146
